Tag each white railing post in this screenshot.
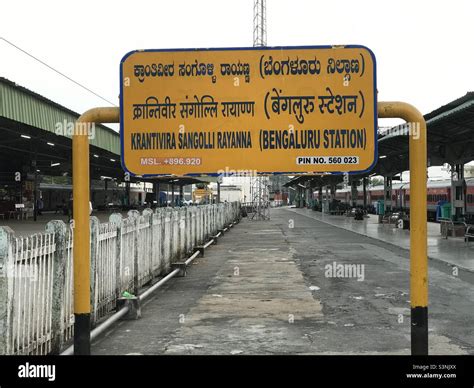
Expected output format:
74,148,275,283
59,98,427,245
89,216,100,325
45,221,67,354
152,209,163,277
197,206,203,245
185,207,191,255
162,209,172,273
0,226,15,355
142,209,154,285
127,211,139,295
172,209,179,263
109,213,123,307
205,205,210,239
179,208,186,259
190,207,196,250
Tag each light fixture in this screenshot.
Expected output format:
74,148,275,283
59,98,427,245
379,155,387,159
110,158,115,162
93,154,99,158
47,142,55,146
51,162,60,167
21,135,31,139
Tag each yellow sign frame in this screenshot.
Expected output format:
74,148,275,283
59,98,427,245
71,100,427,355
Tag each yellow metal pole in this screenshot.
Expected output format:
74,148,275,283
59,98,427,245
73,107,119,355
377,101,428,355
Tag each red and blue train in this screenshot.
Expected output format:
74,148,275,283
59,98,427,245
333,178,474,222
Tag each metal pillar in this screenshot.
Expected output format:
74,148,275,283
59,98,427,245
217,181,221,203
90,175,94,207
450,164,465,221
171,184,175,207
33,156,38,222
318,186,323,211
104,179,108,208
305,185,310,208
384,176,392,213
363,177,367,209
378,101,428,355
351,180,358,208
179,184,184,206
72,107,119,355
325,185,330,214
250,176,270,220
253,0,267,47
125,181,130,207
155,182,160,206
330,184,336,205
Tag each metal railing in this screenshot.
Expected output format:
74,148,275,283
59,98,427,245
0,202,240,355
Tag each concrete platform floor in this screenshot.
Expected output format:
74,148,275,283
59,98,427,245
286,207,474,273
92,207,474,355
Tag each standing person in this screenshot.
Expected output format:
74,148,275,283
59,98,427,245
37,197,44,216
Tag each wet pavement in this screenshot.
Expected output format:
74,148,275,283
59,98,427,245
286,207,474,273
92,208,474,355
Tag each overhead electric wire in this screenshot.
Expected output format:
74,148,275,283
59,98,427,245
0,37,117,107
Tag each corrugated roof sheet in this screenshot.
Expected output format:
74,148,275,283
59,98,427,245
0,77,120,155
425,92,474,122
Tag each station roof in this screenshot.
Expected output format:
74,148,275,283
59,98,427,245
0,77,125,183
0,77,120,154
286,93,474,188
378,92,474,176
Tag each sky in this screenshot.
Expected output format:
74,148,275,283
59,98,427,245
1,0,473,180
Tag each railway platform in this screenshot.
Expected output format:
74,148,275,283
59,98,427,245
91,207,473,355
286,207,474,274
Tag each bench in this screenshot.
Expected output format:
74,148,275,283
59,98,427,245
465,225,474,244
380,213,392,224
440,219,466,239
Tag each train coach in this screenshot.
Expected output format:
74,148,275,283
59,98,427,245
329,178,474,222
